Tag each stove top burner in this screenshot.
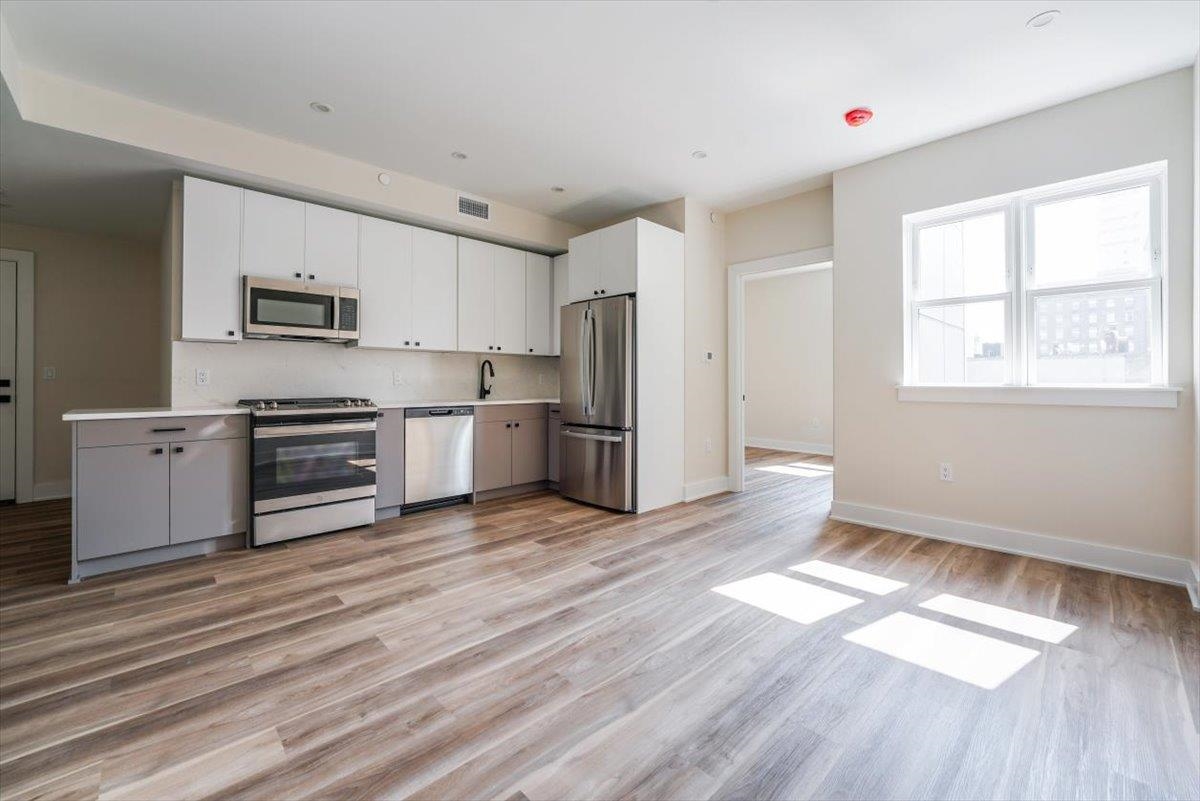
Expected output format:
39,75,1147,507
237,397,377,414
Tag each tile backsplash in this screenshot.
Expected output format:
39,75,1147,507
172,340,558,405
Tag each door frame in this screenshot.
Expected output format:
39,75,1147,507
0,248,35,503
727,246,832,492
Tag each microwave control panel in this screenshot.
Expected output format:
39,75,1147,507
338,297,358,331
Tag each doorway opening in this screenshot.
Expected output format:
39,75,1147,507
727,247,832,493
0,249,35,504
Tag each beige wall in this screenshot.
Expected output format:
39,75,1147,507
0,222,163,490
726,186,833,264
683,199,728,484
745,268,833,452
832,69,1195,560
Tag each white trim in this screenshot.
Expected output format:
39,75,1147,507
728,246,833,494
32,479,70,501
683,475,731,502
1189,562,1199,611
897,384,1181,408
745,436,833,456
0,248,35,504
830,501,1197,597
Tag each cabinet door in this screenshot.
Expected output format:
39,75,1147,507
552,255,569,355
169,438,248,545
511,418,548,485
599,219,638,296
547,410,561,482
358,216,413,348
494,246,527,355
242,190,305,280
411,228,458,350
457,238,495,353
305,204,359,286
77,444,170,560
474,421,513,492
374,410,404,508
181,177,243,342
524,253,552,356
567,230,600,302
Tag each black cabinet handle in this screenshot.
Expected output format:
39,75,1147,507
152,447,164,455
497,346,502,351
404,341,410,346
488,345,494,350
593,290,599,295
173,446,184,454
308,274,315,280
0,379,10,387
152,427,186,433
294,272,302,278
0,395,9,404
600,289,606,294
528,348,533,352
415,341,421,346
505,422,511,428
514,422,520,428
227,330,236,337
378,412,385,418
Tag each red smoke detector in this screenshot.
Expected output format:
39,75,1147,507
844,107,873,127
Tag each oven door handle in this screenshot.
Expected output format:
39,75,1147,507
254,421,377,438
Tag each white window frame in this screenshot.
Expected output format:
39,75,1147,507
902,162,1171,399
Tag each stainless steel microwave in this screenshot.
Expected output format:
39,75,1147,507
243,276,359,342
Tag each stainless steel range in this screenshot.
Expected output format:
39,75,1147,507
238,397,378,546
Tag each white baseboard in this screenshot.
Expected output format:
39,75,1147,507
684,476,731,502
745,437,832,456
1191,562,1200,611
32,480,71,501
830,500,1198,603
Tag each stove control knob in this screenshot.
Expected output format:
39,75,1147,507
342,399,352,407
352,399,363,406
254,401,266,411
267,401,278,410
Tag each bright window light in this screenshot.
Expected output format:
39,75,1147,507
918,594,1077,644
712,573,862,625
843,612,1040,689
754,462,834,478
788,560,908,596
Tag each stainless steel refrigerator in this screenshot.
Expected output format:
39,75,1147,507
559,295,635,512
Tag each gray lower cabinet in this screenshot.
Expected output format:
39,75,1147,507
76,443,171,560
169,438,248,544
475,421,513,492
548,406,561,483
473,404,550,494
375,410,405,508
512,418,548,485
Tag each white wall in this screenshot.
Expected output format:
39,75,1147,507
744,268,833,453
726,187,833,265
832,69,1195,563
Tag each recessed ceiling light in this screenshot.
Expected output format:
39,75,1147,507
309,101,332,113
1026,9,1060,28
691,150,708,160
377,173,392,186
550,186,565,193
451,151,468,160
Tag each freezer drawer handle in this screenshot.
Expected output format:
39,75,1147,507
562,430,623,443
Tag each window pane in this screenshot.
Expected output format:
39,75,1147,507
1033,286,1152,384
1032,185,1151,287
916,301,1006,384
915,213,1006,300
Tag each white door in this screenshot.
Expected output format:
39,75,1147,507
0,260,16,501
304,204,359,286
181,177,243,341
242,190,305,280
357,216,413,349
599,219,638,296
525,253,552,355
493,246,526,355
567,230,600,302
411,229,457,351
552,254,569,355
457,238,495,353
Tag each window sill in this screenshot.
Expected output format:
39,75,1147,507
896,384,1182,409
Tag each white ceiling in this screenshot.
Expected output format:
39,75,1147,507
2,0,1198,229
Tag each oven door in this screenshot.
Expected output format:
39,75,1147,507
251,421,377,514
243,276,340,340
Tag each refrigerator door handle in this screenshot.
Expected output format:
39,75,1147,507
562,429,624,443
579,307,592,416
589,308,598,414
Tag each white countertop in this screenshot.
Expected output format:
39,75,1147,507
64,399,559,421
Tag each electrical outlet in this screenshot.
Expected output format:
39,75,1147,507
392,370,403,387
194,368,210,387
808,417,820,429
704,437,713,454
939,462,954,482
42,366,56,380
703,350,715,365
537,373,545,386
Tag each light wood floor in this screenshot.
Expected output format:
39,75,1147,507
1,449,1197,801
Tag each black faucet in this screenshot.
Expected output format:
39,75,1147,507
479,359,495,400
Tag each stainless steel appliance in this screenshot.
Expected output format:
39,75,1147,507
559,294,635,511
404,406,474,509
239,397,377,545
243,276,359,342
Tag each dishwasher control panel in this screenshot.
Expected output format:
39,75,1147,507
404,406,474,418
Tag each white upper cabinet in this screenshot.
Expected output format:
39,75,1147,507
567,219,640,301
567,230,600,302
181,177,243,342
411,228,458,351
357,216,414,349
525,253,552,356
242,190,305,281
304,204,359,286
552,254,569,355
493,246,526,355
457,238,496,353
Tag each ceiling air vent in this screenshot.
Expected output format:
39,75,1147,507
458,194,490,221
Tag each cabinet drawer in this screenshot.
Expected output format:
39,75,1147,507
77,415,248,448
474,403,548,423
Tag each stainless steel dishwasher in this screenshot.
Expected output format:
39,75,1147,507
404,406,474,509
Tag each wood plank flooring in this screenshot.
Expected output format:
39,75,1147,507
1,448,1196,801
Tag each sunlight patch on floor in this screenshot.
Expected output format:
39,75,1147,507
753,461,834,478
712,573,862,625
789,560,908,596
918,594,1077,644
843,611,1040,689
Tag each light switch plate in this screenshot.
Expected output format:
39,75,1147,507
42,366,56,380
